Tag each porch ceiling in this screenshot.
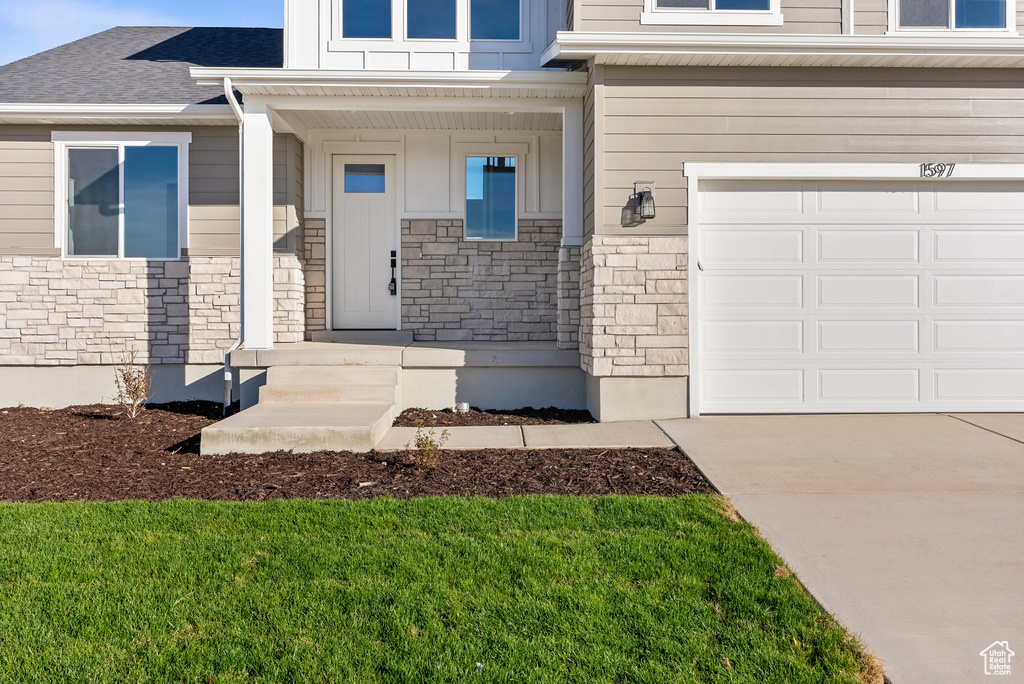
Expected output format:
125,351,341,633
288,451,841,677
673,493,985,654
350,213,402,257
288,109,563,131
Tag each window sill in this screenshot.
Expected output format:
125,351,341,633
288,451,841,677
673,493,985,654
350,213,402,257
640,10,784,25
885,28,1018,36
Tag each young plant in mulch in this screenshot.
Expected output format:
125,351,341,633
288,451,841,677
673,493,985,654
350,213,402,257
406,422,450,470
113,350,152,420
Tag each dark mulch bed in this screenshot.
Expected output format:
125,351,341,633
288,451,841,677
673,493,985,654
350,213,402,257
394,406,595,427
0,402,713,503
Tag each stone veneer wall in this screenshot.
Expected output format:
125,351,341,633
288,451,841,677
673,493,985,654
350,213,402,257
557,245,581,350
401,219,562,341
0,255,304,365
302,218,327,337
578,236,688,377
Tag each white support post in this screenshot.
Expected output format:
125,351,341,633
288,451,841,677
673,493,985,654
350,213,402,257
562,99,584,247
242,103,275,350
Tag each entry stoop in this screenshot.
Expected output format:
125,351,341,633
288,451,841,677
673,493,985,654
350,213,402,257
200,365,401,455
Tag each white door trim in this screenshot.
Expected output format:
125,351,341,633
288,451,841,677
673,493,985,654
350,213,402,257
328,153,402,330
684,162,1024,416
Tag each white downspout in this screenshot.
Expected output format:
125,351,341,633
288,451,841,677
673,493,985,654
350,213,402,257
222,77,245,417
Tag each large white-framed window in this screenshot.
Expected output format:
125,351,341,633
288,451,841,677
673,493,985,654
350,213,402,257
641,0,783,26
52,132,190,260
888,0,1015,32
464,154,519,241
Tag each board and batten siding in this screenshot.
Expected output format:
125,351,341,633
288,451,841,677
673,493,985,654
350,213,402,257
577,0,841,34
593,66,1024,236
0,126,302,258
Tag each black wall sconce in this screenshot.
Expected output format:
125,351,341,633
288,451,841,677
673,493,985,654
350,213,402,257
634,181,656,220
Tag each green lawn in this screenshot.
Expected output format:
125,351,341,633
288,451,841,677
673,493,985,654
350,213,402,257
0,495,872,683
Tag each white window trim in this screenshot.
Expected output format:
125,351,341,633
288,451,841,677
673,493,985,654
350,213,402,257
52,131,191,260
460,152,523,243
641,0,783,26
886,0,1016,33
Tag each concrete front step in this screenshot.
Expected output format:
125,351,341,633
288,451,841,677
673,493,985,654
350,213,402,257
266,365,400,386
200,403,395,455
259,384,398,404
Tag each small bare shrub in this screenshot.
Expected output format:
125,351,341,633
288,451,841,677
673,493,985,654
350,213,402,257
406,422,450,470
114,350,152,419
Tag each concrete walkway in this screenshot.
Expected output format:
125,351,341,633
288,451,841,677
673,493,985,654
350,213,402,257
375,420,675,450
657,414,1024,684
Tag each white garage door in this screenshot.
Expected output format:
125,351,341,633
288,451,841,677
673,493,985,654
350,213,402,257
695,179,1024,413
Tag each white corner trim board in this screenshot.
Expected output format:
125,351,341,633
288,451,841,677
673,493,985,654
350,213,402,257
685,162,1024,416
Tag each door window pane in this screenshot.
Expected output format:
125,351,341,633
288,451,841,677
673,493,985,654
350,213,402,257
68,148,119,256
345,164,386,193
471,0,520,40
901,0,950,26
124,146,178,259
408,0,457,38
956,0,1005,26
343,0,391,38
466,156,516,240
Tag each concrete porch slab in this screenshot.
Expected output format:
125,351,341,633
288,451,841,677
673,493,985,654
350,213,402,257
657,414,1024,684
522,421,674,449
375,426,525,450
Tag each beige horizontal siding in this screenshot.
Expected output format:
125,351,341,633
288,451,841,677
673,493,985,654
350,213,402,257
0,129,55,254
854,0,887,34
577,0,841,34
595,66,1024,235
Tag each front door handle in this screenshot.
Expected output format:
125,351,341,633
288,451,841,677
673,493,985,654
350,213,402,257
388,250,397,295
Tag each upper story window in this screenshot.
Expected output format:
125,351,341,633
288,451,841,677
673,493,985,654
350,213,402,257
343,0,392,38
897,0,1009,29
339,0,522,42
53,133,189,260
642,0,782,25
471,0,521,40
408,0,457,38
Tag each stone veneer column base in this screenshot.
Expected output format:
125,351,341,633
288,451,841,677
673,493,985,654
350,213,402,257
585,374,689,422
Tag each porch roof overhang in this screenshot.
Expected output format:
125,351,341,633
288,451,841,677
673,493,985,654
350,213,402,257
190,68,588,110
542,32,1024,69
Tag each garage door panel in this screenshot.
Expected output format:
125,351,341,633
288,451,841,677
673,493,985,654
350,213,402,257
702,275,803,307
934,230,1024,262
935,369,1024,401
701,369,805,402
818,230,919,263
702,320,804,353
818,321,920,353
933,320,1024,352
818,369,921,401
696,178,1024,413
817,182,920,215
934,275,1024,307
702,230,803,265
818,275,920,308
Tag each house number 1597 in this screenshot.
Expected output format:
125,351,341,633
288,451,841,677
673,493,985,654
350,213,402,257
920,163,955,178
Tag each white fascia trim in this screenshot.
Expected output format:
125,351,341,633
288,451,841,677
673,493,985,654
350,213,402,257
683,161,1024,416
0,104,235,122
545,30,1024,61
190,67,588,91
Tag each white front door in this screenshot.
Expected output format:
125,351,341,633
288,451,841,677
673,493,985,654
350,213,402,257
332,155,398,329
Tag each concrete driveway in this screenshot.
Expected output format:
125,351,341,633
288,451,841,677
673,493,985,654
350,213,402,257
658,414,1024,684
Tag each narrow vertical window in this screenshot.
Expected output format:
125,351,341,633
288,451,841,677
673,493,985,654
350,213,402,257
465,156,516,241
343,0,392,38
470,0,520,40
408,0,457,38
124,146,178,259
67,148,119,257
